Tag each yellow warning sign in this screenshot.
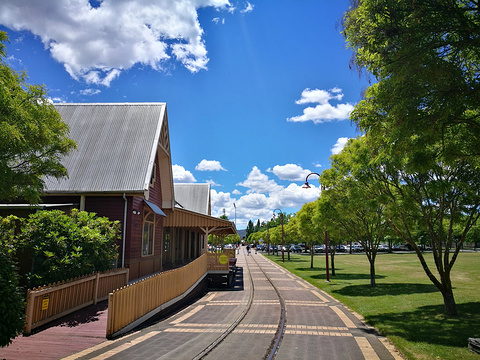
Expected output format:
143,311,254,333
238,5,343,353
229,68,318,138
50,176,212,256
219,254,229,265
42,295,50,311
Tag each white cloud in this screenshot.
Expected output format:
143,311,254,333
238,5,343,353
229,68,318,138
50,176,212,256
172,164,196,183
205,179,221,187
241,1,254,13
212,17,225,24
287,88,354,124
237,166,282,194
331,137,350,155
0,0,231,86
79,88,101,96
213,165,321,228
195,159,227,171
268,164,312,181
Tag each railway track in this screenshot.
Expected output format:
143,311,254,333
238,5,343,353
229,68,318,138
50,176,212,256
193,250,287,360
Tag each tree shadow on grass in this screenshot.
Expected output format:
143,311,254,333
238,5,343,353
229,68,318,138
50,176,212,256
332,282,438,297
310,272,387,281
365,302,480,348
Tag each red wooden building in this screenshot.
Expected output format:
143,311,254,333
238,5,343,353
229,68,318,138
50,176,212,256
0,103,236,280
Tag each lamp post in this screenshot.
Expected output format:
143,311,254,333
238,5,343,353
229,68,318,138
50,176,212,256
273,208,285,262
303,172,330,282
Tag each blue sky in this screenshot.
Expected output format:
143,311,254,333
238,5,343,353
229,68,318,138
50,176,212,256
0,0,367,229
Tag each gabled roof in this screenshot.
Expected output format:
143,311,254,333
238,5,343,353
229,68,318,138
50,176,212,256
174,183,211,215
44,103,172,202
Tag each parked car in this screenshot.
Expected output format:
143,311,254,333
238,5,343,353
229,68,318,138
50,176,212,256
352,244,364,252
335,245,347,253
289,245,302,253
314,244,325,253
377,244,389,252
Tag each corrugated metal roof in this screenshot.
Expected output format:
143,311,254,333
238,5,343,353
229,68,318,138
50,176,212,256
44,103,166,193
173,183,210,215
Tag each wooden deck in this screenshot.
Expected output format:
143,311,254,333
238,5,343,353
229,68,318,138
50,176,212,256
0,302,109,360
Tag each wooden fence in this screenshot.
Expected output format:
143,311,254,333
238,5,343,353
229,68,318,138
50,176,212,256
107,254,208,337
24,268,129,334
106,251,236,337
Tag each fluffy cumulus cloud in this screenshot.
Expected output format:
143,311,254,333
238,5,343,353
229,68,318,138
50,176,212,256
172,164,196,183
331,137,350,155
287,87,354,124
208,165,321,228
195,159,227,171
268,164,312,181
0,0,233,86
237,166,283,194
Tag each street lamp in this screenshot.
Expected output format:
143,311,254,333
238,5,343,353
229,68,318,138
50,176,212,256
273,208,285,262
303,172,330,282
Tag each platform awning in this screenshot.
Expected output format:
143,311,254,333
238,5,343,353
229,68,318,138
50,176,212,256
163,208,236,236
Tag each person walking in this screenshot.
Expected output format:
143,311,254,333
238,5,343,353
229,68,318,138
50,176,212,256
246,245,250,256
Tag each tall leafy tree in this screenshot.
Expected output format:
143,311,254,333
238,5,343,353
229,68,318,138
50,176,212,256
343,0,480,315
0,216,25,347
245,220,254,240
343,0,480,156
297,201,322,269
321,137,390,287
0,31,76,203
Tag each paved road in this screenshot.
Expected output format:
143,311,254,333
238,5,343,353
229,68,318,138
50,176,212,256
1,250,404,359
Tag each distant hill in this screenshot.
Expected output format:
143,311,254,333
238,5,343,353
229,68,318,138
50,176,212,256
237,229,246,239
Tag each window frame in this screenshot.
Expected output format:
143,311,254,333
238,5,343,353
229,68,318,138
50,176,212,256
142,211,155,256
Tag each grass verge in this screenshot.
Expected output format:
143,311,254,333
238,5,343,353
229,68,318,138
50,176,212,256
267,251,480,360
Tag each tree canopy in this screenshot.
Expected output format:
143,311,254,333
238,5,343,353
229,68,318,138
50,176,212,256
342,0,480,315
343,0,480,157
0,31,76,203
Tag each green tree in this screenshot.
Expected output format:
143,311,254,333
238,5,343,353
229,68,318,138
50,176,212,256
254,219,261,232
0,31,76,203
296,202,322,269
343,0,480,315
321,137,390,287
17,209,120,287
0,216,25,347
343,0,480,156
245,220,254,240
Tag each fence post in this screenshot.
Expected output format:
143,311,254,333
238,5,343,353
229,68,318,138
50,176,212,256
24,290,35,335
94,272,100,305
106,292,114,338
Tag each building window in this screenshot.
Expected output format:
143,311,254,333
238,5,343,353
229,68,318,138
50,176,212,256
142,212,155,256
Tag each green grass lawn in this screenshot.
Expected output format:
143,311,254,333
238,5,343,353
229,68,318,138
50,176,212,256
267,251,480,360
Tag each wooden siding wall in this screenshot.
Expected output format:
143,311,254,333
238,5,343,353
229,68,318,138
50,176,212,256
24,268,129,334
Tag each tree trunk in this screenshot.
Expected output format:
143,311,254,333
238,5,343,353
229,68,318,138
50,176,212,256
331,252,335,276
441,288,457,316
369,259,376,287
310,241,314,269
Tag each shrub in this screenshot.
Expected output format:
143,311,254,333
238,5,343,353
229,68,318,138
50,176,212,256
18,209,120,288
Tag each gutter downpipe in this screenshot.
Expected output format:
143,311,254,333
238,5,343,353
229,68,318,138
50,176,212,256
122,193,127,269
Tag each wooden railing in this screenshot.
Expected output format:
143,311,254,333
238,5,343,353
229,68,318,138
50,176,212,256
107,254,208,337
106,251,237,337
24,268,129,334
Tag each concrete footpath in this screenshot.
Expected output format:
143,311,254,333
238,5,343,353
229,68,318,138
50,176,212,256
0,250,404,360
